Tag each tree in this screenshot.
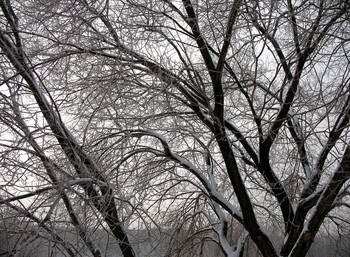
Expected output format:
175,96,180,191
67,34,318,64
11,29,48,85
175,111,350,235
0,0,349,256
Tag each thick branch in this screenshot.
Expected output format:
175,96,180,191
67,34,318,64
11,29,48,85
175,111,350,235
290,143,350,257
216,0,242,71
0,6,135,257
303,94,350,198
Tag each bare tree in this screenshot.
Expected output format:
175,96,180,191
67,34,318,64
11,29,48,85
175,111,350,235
0,0,349,257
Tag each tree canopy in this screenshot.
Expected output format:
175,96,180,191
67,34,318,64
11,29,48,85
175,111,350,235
0,0,349,257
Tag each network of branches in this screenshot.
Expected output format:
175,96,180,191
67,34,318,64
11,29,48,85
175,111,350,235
0,0,349,257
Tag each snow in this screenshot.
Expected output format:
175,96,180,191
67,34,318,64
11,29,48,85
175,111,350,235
127,129,244,220
124,130,274,257
212,200,247,257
